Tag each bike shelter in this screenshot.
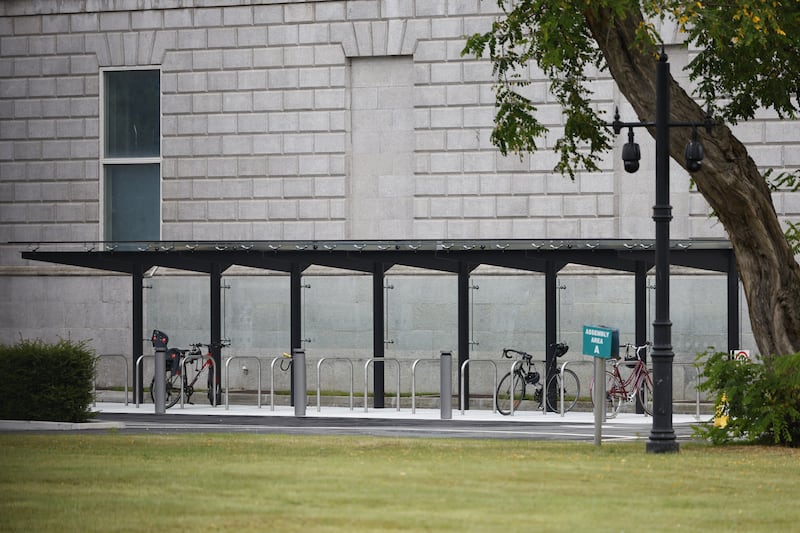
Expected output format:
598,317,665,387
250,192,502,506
20,238,739,409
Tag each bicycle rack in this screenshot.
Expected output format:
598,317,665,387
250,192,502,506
581,359,704,419
673,361,704,420
316,357,354,412
558,359,593,417
540,359,549,417
410,359,439,414
93,354,129,406
180,353,217,409
270,356,291,411
224,356,262,410
101,353,706,418
459,359,498,414
364,358,401,412
508,360,523,416
134,354,152,408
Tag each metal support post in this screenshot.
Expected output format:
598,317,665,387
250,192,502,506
210,263,223,406
372,263,386,408
290,263,303,407
635,261,648,414
727,252,740,352
457,263,471,409
132,263,144,404
545,261,559,411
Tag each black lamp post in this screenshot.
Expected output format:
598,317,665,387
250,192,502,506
611,49,714,454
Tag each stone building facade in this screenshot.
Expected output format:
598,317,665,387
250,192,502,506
1,0,797,395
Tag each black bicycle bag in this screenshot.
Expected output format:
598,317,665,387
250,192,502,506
166,348,181,376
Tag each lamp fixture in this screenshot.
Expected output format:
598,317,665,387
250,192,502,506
684,126,704,172
622,127,641,173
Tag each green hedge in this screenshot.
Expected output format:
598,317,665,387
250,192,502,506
0,338,97,423
695,350,800,447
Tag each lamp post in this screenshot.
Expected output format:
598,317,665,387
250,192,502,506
612,49,714,454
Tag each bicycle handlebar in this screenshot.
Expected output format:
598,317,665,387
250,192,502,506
189,341,231,350
502,348,530,359
619,342,651,361
502,342,569,360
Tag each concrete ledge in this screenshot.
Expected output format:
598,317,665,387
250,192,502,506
0,419,124,432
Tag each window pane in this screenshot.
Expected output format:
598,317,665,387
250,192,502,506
104,164,160,242
104,70,160,157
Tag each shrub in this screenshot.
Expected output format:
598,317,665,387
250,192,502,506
694,349,800,447
0,338,97,423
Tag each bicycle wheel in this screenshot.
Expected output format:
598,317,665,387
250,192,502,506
546,368,580,413
496,371,526,415
637,371,654,416
149,372,182,409
589,371,622,417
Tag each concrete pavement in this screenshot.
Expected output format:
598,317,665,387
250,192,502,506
1,401,709,443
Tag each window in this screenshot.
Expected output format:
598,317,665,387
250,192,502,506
102,69,160,242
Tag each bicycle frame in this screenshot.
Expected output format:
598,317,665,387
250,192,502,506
608,359,648,400
606,344,653,414
508,351,543,389
497,350,543,415
179,345,218,407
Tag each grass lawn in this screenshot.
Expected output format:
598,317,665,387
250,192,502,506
1,433,798,532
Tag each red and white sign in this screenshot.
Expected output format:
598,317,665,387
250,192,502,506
731,349,750,362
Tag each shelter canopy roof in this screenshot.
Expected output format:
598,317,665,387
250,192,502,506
15,238,734,275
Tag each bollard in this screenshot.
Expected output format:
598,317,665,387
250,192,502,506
440,351,452,420
154,347,166,415
292,349,306,417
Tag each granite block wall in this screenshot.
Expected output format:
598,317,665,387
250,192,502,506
0,1,793,392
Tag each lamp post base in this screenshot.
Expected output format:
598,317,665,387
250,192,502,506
646,439,680,454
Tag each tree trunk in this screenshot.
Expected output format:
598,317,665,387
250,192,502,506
585,7,800,358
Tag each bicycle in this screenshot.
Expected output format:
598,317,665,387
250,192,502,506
149,330,224,409
496,343,579,415
589,342,653,417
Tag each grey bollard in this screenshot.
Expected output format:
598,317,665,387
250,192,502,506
154,347,166,415
440,351,452,420
292,349,306,417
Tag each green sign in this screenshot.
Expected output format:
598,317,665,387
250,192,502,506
582,325,619,359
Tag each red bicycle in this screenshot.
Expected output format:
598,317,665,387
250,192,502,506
589,342,653,417
150,330,223,408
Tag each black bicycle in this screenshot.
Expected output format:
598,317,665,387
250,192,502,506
496,343,579,415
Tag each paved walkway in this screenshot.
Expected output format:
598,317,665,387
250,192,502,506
1,401,709,438
99,401,706,422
